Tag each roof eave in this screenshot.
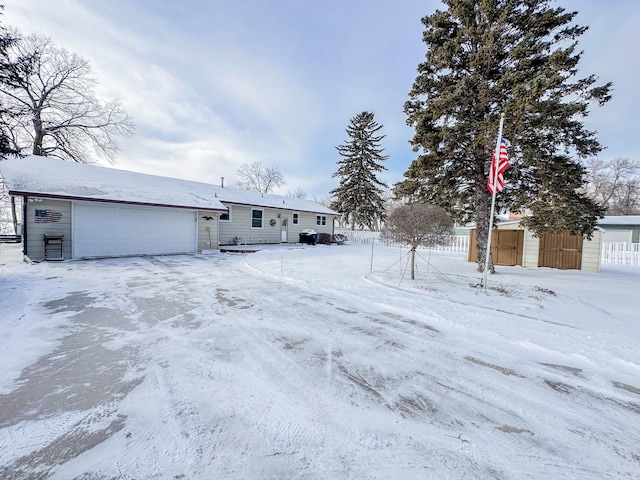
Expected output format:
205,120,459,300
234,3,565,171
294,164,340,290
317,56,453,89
221,200,338,216
9,191,228,213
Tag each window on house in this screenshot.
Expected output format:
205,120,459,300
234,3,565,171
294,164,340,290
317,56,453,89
316,215,326,226
219,205,232,222
251,209,263,228
292,213,299,225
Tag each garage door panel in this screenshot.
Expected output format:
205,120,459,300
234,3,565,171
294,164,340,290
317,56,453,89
74,203,196,258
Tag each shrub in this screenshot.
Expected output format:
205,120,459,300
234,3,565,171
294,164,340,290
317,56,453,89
318,233,332,244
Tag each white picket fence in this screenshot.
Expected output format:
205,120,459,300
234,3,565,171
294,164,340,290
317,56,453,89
336,229,639,266
335,229,470,254
601,242,640,266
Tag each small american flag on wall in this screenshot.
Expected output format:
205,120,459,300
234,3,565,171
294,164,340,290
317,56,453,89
35,209,63,223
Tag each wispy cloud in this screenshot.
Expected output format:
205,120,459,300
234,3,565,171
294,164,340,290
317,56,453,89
5,0,639,196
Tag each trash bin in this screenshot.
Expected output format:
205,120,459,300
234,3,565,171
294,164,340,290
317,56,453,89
299,229,318,245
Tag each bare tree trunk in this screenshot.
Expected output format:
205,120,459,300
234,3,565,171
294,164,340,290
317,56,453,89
410,247,416,280
11,196,18,235
32,114,44,156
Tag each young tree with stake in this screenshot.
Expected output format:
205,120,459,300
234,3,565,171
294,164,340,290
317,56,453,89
383,203,454,280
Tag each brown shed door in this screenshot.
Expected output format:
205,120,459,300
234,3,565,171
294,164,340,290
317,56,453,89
494,230,523,266
538,232,583,270
468,229,523,266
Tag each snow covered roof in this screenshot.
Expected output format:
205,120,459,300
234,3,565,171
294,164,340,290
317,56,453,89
598,216,640,226
205,178,338,216
0,156,338,215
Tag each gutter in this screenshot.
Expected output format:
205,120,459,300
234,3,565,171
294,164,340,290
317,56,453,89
8,190,228,213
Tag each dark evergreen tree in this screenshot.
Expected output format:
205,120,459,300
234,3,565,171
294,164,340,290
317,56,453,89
331,111,388,230
0,5,19,157
395,0,609,271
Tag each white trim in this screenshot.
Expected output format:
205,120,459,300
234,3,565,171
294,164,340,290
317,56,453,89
71,201,77,258
219,204,232,222
251,208,264,229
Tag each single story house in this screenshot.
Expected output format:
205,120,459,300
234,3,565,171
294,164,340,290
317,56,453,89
468,220,603,273
597,216,640,243
0,156,338,261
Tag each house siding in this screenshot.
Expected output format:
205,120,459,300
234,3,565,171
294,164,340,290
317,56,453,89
218,203,335,245
522,229,540,268
581,230,602,273
25,198,72,261
601,227,635,243
197,211,219,251
597,217,640,243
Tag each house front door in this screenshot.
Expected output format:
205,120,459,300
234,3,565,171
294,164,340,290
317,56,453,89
281,218,288,242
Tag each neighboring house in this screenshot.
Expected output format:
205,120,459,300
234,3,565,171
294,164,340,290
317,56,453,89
468,220,603,273
0,156,338,261
597,216,640,243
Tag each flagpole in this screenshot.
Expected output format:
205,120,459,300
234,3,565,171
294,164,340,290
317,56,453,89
483,112,505,289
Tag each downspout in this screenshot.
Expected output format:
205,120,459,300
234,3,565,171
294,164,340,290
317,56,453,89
22,195,28,259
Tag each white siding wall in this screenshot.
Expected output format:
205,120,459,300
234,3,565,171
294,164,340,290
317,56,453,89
581,231,602,273
25,198,72,261
218,203,335,245
218,205,281,245
522,229,540,268
601,229,633,243
197,211,219,251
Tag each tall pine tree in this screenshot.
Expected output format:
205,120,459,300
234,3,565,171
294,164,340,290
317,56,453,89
395,0,609,271
331,111,388,230
0,5,18,157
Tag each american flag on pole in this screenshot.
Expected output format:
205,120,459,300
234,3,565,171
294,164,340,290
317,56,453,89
35,209,63,223
487,137,509,194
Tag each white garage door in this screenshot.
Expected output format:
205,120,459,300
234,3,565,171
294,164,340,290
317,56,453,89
73,202,196,258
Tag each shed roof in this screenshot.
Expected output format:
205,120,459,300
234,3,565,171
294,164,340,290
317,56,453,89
0,156,337,215
598,216,640,226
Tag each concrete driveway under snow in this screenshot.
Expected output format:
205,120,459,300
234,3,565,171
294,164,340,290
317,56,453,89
0,243,639,479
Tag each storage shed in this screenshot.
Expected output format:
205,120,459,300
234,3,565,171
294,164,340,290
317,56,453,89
468,220,602,273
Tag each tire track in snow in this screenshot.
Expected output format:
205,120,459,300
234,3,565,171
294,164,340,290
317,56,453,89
241,252,640,478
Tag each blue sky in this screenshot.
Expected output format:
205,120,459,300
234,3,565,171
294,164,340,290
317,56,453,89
4,0,639,198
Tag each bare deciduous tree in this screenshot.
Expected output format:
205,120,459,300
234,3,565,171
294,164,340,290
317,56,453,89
236,161,285,193
584,158,640,215
0,33,134,163
287,187,307,199
382,203,453,280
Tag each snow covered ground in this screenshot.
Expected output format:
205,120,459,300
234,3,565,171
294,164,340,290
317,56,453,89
0,241,639,479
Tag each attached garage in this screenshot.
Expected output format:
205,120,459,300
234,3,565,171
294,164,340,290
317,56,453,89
73,203,197,258
0,156,227,260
